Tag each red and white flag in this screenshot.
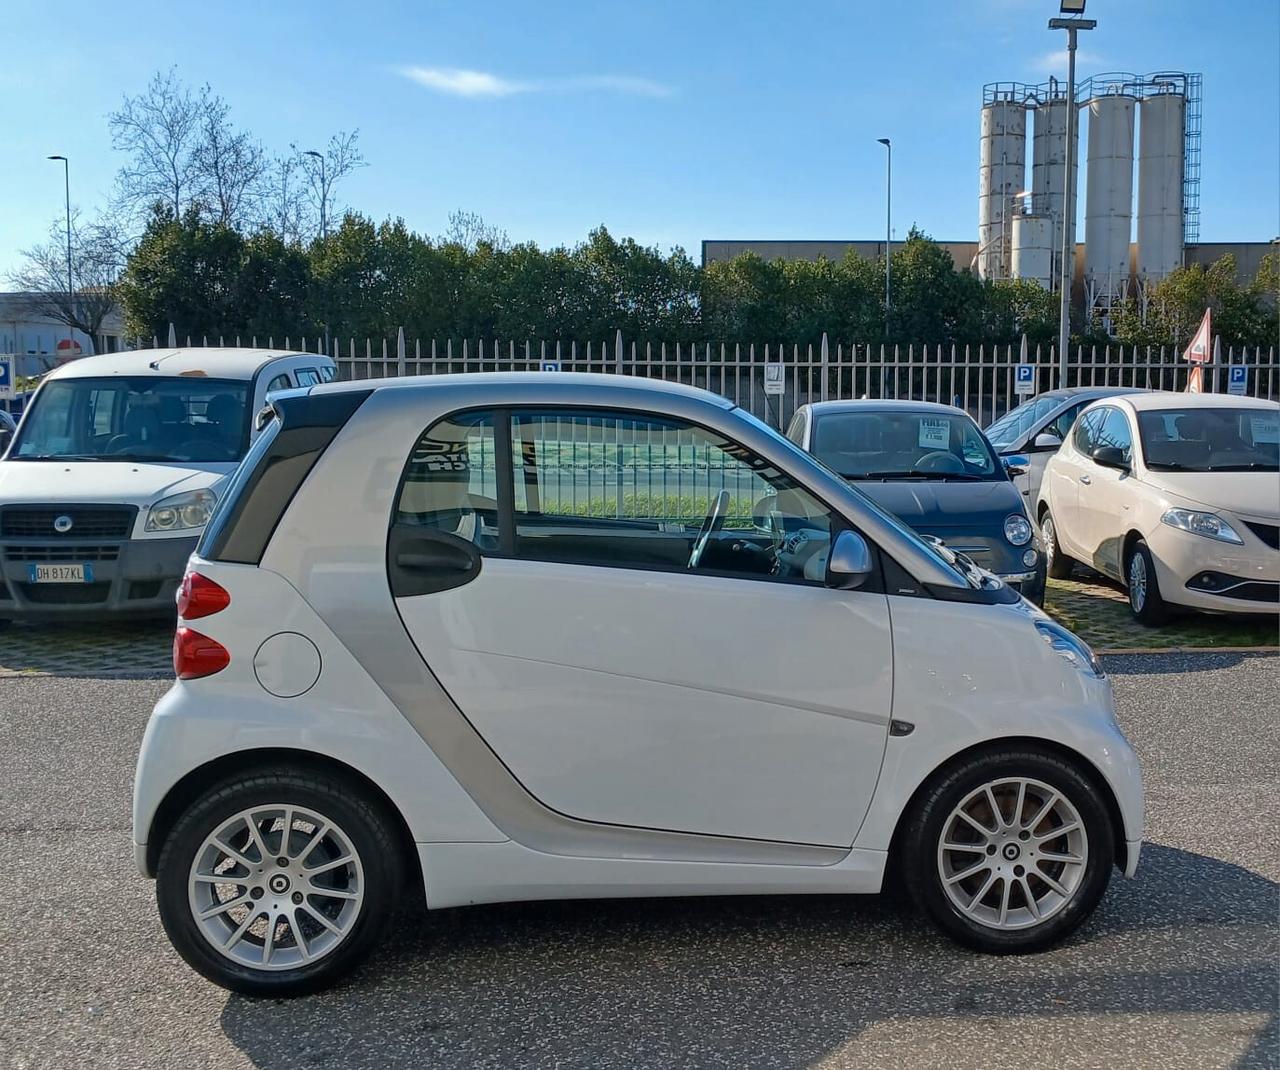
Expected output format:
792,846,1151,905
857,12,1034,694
1183,307,1212,393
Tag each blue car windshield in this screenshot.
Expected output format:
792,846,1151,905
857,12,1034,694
810,410,1000,480
984,395,1064,450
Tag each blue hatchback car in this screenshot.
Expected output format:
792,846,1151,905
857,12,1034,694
787,400,1046,604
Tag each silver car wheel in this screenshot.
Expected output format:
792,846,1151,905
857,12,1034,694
1041,516,1057,563
936,777,1089,931
1129,552,1148,611
188,804,364,971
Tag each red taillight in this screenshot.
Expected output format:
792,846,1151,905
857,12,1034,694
173,627,231,680
177,572,231,620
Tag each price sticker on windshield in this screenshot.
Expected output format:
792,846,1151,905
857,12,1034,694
918,418,949,450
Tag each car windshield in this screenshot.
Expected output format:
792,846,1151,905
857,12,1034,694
810,410,1000,480
984,394,1065,450
10,376,250,463
1138,406,1280,472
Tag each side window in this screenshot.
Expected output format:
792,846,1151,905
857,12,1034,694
1048,401,1087,441
785,412,806,446
393,412,499,549
318,365,337,383
1073,408,1105,456
509,409,835,583
265,373,292,393
295,368,321,387
1095,407,1133,461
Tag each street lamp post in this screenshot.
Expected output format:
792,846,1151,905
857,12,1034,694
47,155,73,344
877,138,892,336
1048,3,1096,388
304,150,327,241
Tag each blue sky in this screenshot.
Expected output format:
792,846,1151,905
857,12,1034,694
2,0,1277,278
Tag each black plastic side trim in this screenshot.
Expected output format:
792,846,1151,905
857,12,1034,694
203,389,372,565
923,580,1021,605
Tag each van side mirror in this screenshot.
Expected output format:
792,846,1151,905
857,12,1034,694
1032,432,1063,451
826,530,874,590
1002,453,1030,476
1091,445,1130,471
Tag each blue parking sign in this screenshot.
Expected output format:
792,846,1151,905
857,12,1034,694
1227,365,1248,397
1015,363,1035,396
540,360,561,372
0,355,14,400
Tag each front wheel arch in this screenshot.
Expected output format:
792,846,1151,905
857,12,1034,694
885,736,1129,880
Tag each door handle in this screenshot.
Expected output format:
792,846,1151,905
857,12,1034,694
1079,474,1091,485
388,528,482,597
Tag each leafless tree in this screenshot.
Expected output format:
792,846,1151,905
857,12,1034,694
296,130,366,240
9,212,126,353
441,209,510,251
108,68,203,221
193,89,267,227
257,154,313,243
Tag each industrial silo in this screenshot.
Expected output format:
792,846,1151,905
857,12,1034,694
1011,213,1055,289
1137,90,1186,283
1084,92,1137,310
1030,93,1078,291
978,98,1027,280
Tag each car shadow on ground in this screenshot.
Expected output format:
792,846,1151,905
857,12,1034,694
0,619,173,677
1102,649,1274,675
220,843,1278,1069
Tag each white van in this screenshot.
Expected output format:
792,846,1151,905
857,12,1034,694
0,348,335,626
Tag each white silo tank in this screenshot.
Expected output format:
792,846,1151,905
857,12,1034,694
1030,96,1078,290
1011,214,1055,289
1137,92,1186,283
978,101,1027,280
1084,94,1137,308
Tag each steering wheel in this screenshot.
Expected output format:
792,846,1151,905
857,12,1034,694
914,450,966,474
688,490,731,570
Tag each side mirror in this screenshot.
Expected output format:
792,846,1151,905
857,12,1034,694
826,530,874,590
1032,432,1063,451
1002,453,1031,476
1091,445,1130,471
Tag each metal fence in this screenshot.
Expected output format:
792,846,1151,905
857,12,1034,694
150,328,1279,429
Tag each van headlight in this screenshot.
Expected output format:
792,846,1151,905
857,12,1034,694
1034,620,1104,678
145,489,218,532
1160,509,1244,545
1004,514,1033,546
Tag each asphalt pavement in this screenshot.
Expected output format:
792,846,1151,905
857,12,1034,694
0,652,1276,1069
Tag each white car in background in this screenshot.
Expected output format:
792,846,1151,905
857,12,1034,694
1036,392,1280,623
0,348,334,628
133,373,1142,996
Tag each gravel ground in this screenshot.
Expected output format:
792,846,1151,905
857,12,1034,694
0,653,1276,1070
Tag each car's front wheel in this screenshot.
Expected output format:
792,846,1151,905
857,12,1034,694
901,749,1114,953
1126,539,1168,625
1040,511,1074,580
155,768,404,997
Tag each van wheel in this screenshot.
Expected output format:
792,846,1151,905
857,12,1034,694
155,768,404,997
1040,511,1074,580
901,749,1113,954
1126,540,1167,625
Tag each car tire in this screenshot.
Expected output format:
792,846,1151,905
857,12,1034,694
1126,539,1167,626
900,748,1114,954
155,767,405,997
1040,511,1074,580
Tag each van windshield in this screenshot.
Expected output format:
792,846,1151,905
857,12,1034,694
10,376,250,463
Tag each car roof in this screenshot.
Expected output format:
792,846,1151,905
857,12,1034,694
801,399,969,418
1109,390,1280,413
314,371,737,409
46,348,327,382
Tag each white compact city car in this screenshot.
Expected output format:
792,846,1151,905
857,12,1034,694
0,348,334,627
132,374,1144,996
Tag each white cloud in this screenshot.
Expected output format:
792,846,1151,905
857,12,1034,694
398,66,673,100
1032,48,1104,75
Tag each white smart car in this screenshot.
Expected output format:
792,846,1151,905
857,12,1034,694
0,348,334,626
133,374,1143,996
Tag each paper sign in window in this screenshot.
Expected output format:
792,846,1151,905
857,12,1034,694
918,419,949,450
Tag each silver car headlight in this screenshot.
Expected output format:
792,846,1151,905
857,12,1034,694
145,489,218,532
1004,513,1033,546
1034,619,1104,678
1160,509,1244,545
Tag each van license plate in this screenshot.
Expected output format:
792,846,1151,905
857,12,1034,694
27,563,92,583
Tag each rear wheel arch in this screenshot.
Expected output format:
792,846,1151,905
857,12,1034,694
1120,529,1146,583
886,736,1129,878
143,748,421,893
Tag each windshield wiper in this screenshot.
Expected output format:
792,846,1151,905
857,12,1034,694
1204,462,1279,472
13,453,105,461
850,470,989,482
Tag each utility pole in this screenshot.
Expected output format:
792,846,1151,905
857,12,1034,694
1048,3,1096,388
47,155,73,347
877,138,892,335
304,149,328,240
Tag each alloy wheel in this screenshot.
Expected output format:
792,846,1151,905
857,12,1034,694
936,777,1088,931
1041,517,1057,563
187,804,364,971
1129,553,1147,611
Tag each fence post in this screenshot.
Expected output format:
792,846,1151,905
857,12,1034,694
820,332,829,402
615,329,623,375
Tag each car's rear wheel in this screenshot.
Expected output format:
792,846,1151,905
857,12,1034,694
1126,540,1168,625
155,768,403,997
901,749,1114,953
1040,511,1074,580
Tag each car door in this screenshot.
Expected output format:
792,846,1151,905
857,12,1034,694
388,407,894,848
1022,400,1089,504
1046,407,1104,560
1073,406,1135,579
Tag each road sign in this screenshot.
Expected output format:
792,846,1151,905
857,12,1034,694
0,355,13,400
1227,365,1248,397
764,364,784,395
1015,364,1036,396
540,360,561,372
